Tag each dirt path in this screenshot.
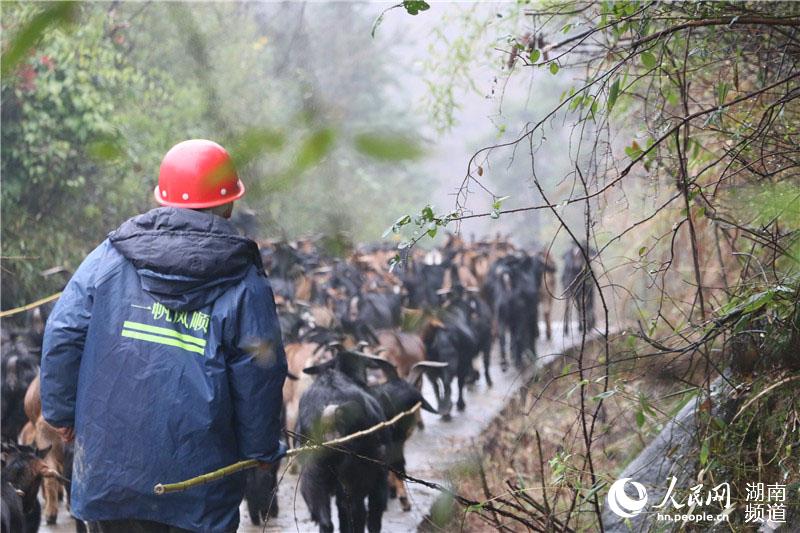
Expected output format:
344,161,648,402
40,322,599,533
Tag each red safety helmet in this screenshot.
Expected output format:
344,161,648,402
154,139,245,208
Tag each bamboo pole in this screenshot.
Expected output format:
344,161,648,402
153,401,422,495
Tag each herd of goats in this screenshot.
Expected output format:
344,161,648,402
0,234,596,533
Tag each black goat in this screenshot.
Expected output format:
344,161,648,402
296,351,390,533
421,298,480,419
244,463,280,526
484,253,541,369
399,261,446,310
296,350,440,531
1,479,24,533
369,360,443,511
1,442,59,533
343,292,401,343
1,340,39,443
447,284,493,387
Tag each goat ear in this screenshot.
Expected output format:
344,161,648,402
346,351,399,382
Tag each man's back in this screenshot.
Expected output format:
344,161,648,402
41,207,287,533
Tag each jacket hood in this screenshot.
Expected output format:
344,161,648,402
108,207,263,311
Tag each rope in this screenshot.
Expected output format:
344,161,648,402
153,401,422,495
0,292,62,318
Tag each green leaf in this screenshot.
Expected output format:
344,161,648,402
699,440,709,465
384,214,412,238
402,0,430,15
567,379,589,398
638,246,647,257
592,389,616,401
2,2,78,78
229,128,285,167
666,88,679,107
625,334,637,350
640,51,657,69
354,133,422,161
529,49,540,63
639,393,656,416
87,137,124,161
491,195,510,211
716,82,730,106
624,140,642,159
294,128,335,172
549,62,560,75
635,409,645,428
607,78,620,111
740,289,775,314
388,254,401,272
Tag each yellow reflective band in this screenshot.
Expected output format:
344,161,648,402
123,321,206,347
121,329,206,356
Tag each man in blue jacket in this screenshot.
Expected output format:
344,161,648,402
41,139,287,532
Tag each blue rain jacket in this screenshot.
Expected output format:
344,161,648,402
40,207,287,532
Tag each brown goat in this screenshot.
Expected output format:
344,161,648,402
23,374,65,526
282,342,335,445
374,330,426,379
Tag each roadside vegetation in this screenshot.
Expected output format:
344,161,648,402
389,1,800,530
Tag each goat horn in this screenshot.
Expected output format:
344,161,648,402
406,361,448,386
349,351,388,363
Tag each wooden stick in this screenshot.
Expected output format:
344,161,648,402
154,402,422,495
0,291,62,318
